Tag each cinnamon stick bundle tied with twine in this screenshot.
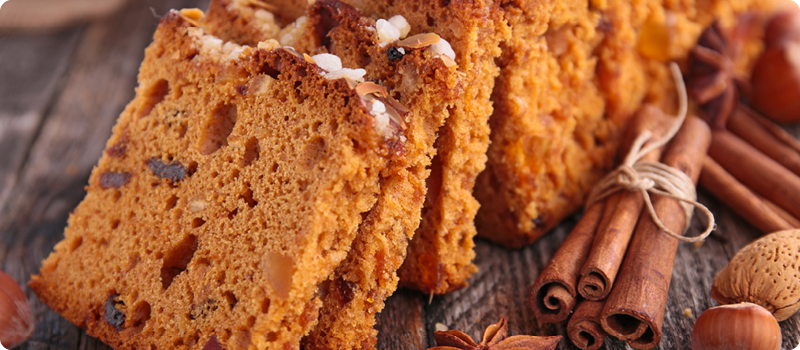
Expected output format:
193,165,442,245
600,115,712,349
578,63,715,303
529,102,677,323
583,64,715,245
529,65,715,336
577,104,675,301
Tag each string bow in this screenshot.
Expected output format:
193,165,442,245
585,63,715,243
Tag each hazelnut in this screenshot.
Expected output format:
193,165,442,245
711,229,800,321
0,271,34,348
692,303,781,350
765,7,800,47
749,41,800,123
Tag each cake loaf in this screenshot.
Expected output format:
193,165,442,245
204,0,465,347
29,10,409,350
341,0,772,248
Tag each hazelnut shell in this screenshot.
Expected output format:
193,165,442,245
765,8,800,47
0,271,35,348
711,229,800,321
692,303,781,350
750,42,800,124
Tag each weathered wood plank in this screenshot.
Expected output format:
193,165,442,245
0,28,83,222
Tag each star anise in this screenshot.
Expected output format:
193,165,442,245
427,317,562,350
688,21,750,129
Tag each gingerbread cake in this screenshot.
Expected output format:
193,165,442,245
472,0,774,248
29,10,411,350
331,0,774,248
339,0,510,295
203,0,465,347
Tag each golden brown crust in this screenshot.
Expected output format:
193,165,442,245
29,11,401,350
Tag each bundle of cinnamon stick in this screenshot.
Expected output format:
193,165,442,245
529,104,712,350
701,103,800,233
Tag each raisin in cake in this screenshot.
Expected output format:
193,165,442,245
29,9,410,350
203,0,464,347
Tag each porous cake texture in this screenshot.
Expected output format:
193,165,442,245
29,10,407,350
342,0,511,295
203,0,465,347
474,0,774,248
297,3,463,348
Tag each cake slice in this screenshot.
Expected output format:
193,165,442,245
29,9,409,350
337,0,510,295
204,0,464,347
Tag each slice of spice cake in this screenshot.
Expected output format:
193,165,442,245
340,0,511,295
473,0,775,247
29,9,410,350
297,2,463,348
203,0,464,347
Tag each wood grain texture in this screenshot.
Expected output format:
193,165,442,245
0,1,799,349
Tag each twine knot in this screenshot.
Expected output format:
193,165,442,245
585,63,715,243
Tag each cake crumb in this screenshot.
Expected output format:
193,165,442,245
435,323,448,332
684,308,693,317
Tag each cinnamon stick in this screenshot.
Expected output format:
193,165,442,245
728,107,800,176
567,300,607,350
757,194,800,228
740,103,800,155
528,202,605,323
529,105,671,322
578,105,673,301
601,116,711,349
709,129,800,220
700,156,793,233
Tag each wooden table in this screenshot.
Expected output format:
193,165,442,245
1,0,798,348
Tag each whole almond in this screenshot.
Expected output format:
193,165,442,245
711,229,800,321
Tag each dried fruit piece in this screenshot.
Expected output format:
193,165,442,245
334,278,356,306
104,294,126,330
99,171,132,189
711,229,800,321
386,47,404,61
147,158,187,182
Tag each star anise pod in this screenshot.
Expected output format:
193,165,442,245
688,21,750,129
427,317,561,350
